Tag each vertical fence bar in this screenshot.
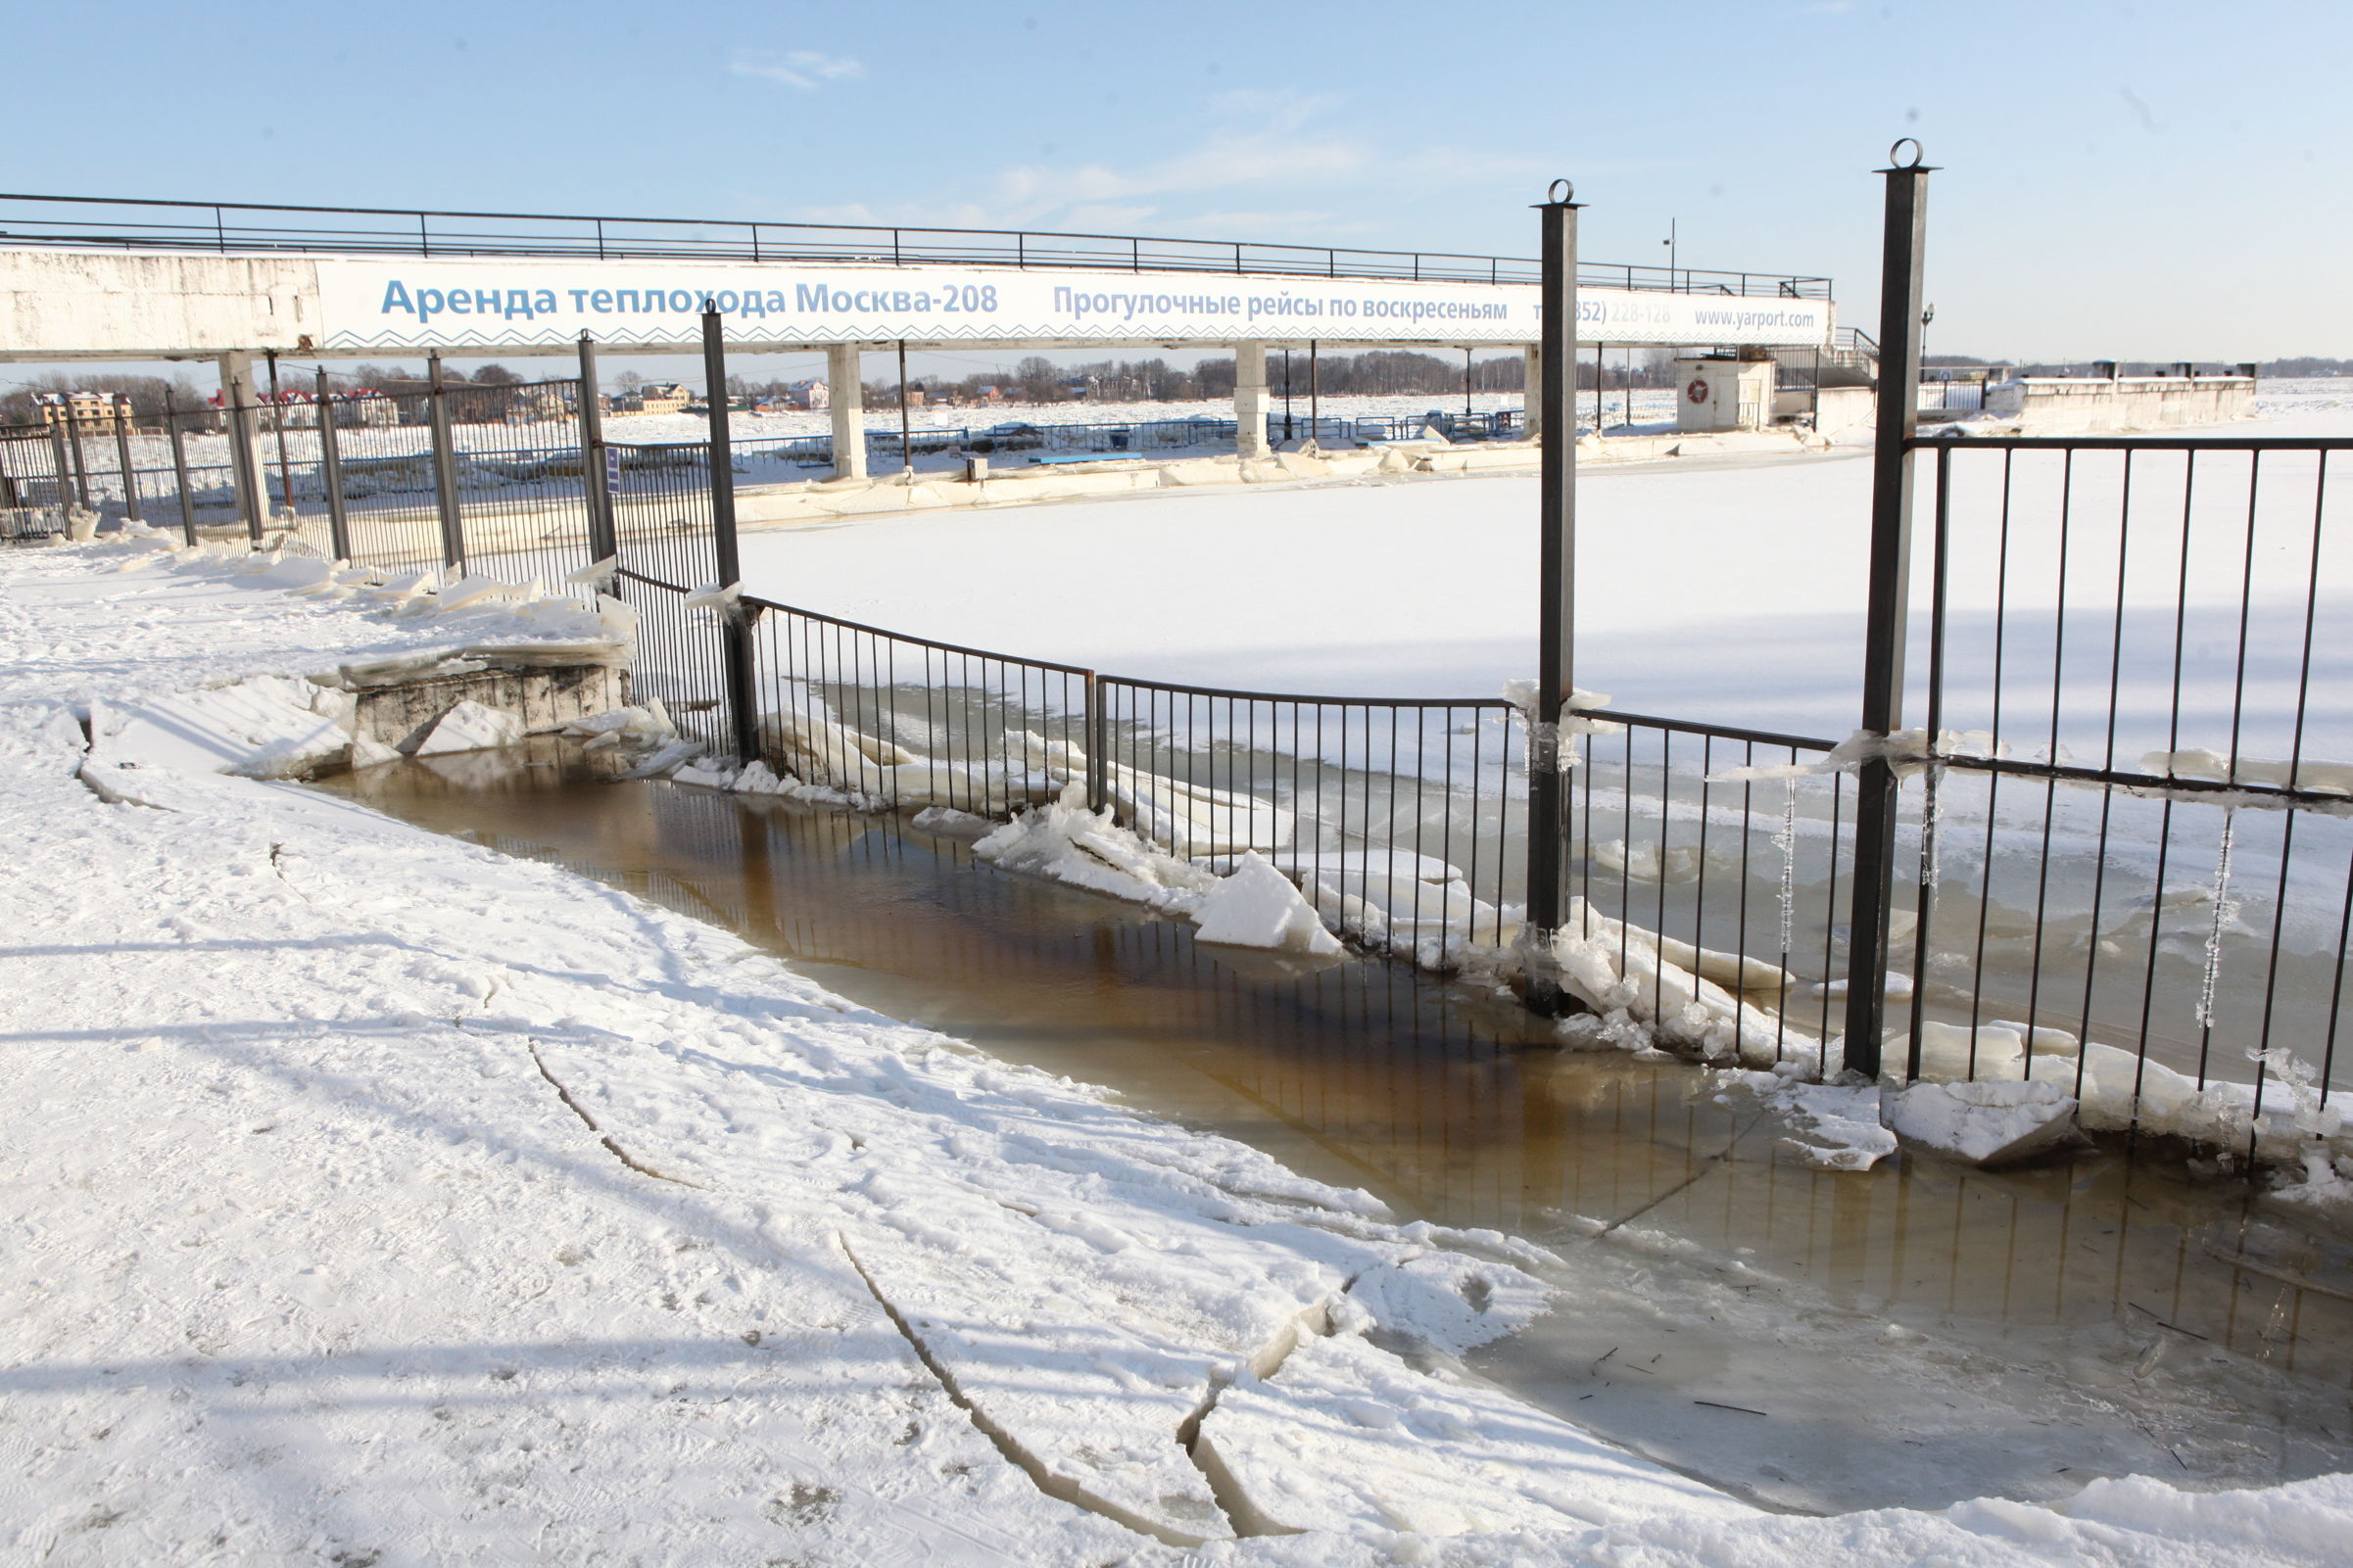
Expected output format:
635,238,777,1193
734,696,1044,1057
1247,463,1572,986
46,422,75,521
110,401,142,523
1085,674,1108,813
702,307,761,763
264,351,295,524
164,393,198,546
1523,178,1581,1016
314,368,352,561
577,335,617,561
1843,140,1934,1079
426,354,464,570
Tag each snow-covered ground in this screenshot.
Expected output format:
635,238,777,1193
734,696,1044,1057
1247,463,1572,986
10,535,2353,1557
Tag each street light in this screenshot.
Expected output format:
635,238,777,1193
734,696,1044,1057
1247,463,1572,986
1920,302,1937,366
1661,217,1677,288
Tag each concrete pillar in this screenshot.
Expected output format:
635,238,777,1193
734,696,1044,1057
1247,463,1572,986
827,344,868,481
216,351,268,539
1233,340,1270,459
1521,344,1543,445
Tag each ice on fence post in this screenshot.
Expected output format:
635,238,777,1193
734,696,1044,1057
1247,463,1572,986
1192,851,1342,957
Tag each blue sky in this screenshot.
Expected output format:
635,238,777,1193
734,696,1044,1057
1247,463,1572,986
3,0,2345,365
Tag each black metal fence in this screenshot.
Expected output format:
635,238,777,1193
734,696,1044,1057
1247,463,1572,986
1,421,75,538
1891,436,2353,1124
15,382,1540,561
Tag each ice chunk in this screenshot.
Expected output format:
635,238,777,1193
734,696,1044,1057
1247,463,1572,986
349,734,402,769
1900,1020,2080,1083
1883,1079,2078,1166
1715,1069,1897,1169
1191,851,1342,956
409,700,525,756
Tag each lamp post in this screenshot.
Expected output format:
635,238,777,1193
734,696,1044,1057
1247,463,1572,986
1662,217,1677,289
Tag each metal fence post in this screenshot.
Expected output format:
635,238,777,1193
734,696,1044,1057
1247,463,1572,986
314,368,352,561
111,401,143,524
46,422,74,522
163,393,198,546
1523,179,1582,1017
701,307,760,764
1085,674,1107,813
1843,141,1935,1080
63,414,92,510
426,354,465,571
264,351,296,524
576,335,617,562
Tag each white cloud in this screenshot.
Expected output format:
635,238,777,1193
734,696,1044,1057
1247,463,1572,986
760,91,1542,246
729,49,864,90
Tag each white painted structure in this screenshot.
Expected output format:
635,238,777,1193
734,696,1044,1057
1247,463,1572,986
1672,355,1779,432
1983,374,2255,433
0,249,1835,362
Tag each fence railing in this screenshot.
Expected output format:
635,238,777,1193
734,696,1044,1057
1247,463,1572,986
10,389,1550,556
1891,436,2353,1127
0,191,1831,299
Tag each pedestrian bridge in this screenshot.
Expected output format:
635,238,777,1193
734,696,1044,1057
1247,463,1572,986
0,192,1836,364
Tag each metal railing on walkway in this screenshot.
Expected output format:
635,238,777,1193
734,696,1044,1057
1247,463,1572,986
0,191,1832,298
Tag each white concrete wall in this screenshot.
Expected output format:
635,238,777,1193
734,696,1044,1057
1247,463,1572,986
0,250,321,361
1984,376,2255,434
826,344,868,481
1233,341,1270,459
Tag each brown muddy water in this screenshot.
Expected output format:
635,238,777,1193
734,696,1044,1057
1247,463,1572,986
319,737,2353,1516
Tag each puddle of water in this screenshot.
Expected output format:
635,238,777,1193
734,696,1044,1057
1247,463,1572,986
320,738,2353,1515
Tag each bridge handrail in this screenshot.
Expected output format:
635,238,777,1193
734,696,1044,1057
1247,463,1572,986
0,191,1833,300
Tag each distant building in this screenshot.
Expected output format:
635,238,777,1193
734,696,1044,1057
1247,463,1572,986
498,383,576,423
785,378,829,411
32,390,123,426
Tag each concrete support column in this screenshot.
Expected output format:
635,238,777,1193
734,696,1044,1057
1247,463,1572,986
216,351,267,540
1521,344,1543,445
1233,339,1270,459
827,344,868,481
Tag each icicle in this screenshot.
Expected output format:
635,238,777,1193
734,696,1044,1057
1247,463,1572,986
1918,767,1946,892
2196,809,2239,1027
1775,780,1799,960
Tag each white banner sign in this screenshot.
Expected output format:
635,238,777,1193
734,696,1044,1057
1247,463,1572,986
312,258,1830,351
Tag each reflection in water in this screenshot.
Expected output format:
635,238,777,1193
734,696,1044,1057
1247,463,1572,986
323,738,2353,1514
